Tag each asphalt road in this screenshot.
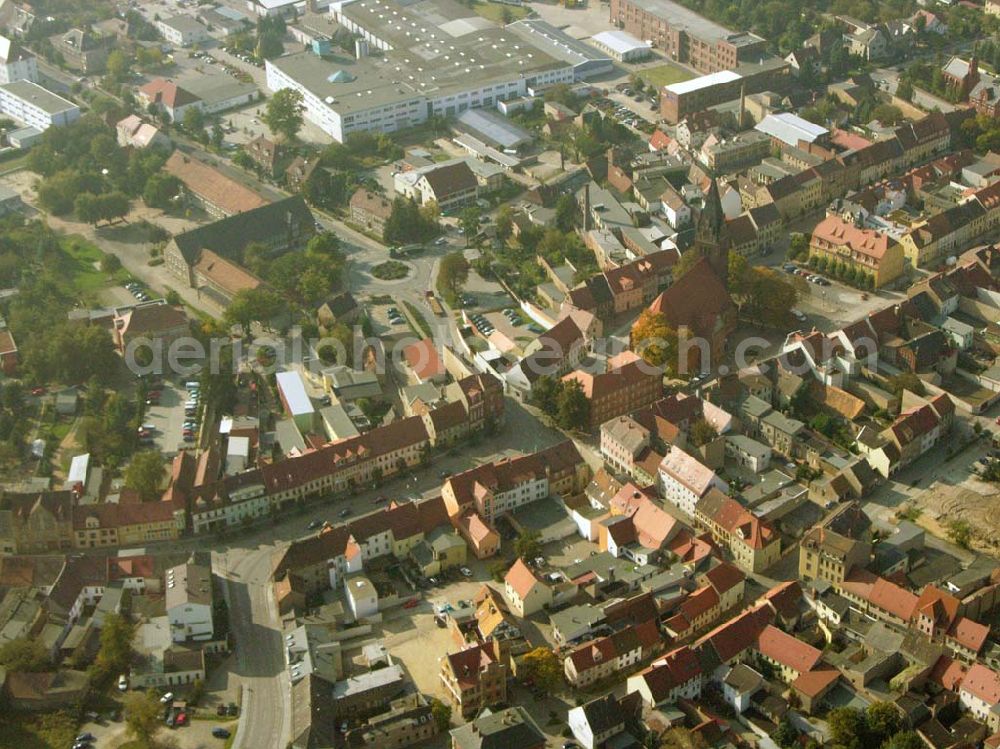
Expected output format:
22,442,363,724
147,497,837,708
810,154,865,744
216,545,290,749
328,212,468,350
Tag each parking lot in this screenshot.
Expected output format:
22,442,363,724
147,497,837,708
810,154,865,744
368,301,413,336
145,382,198,456
464,307,541,353
76,707,238,749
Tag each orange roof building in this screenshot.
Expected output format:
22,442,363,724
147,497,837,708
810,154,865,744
809,214,905,288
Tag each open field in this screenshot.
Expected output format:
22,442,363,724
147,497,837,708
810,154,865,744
639,62,695,88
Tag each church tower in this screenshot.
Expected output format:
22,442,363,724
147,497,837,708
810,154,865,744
692,178,730,287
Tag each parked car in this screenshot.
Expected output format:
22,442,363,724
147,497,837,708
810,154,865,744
403,597,419,609
117,674,128,691
75,734,95,744
459,566,473,577
160,692,174,703
212,728,231,739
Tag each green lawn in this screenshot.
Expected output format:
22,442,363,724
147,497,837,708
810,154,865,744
58,235,111,298
639,63,695,88
469,0,531,24
403,300,432,338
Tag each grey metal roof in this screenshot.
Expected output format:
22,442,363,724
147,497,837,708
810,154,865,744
0,80,77,115
507,19,613,70
455,108,532,150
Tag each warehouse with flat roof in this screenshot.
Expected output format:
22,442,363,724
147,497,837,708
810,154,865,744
266,0,574,142
507,19,614,79
754,112,830,148
589,30,652,62
276,370,316,432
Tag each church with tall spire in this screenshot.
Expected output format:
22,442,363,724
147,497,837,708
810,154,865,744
690,178,731,288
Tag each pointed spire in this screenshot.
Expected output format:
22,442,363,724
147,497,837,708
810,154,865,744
697,178,725,240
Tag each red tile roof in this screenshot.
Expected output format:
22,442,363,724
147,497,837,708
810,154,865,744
648,258,734,340
505,558,542,600
867,577,919,621
445,441,583,511
262,416,429,494
695,603,772,664
562,350,658,402
194,249,261,296
71,499,179,531
914,585,961,628
929,655,968,691
139,78,199,108
608,483,678,549
165,151,269,216
445,642,498,688
791,665,840,698
961,664,1000,706
699,491,776,550
702,562,745,597
756,625,822,674
649,129,673,151
811,215,895,261
637,646,702,702
948,616,990,653
403,338,445,381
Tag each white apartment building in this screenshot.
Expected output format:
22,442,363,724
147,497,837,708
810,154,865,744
482,474,549,523
190,480,270,535
658,445,727,517
156,15,211,47
165,562,214,643
0,36,37,85
0,80,79,130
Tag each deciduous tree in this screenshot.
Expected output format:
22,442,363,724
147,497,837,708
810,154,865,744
556,378,590,430
514,530,542,560
631,309,677,373
123,690,163,746
125,450,166,501
263,88,304,142
439,251,469,300
520,647,562,691
143,173,181,209
459,206,481,245
430,698,452,731
689,418,718,448
0,637,51,672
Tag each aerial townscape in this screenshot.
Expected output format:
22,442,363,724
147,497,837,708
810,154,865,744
9,0,1000,749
